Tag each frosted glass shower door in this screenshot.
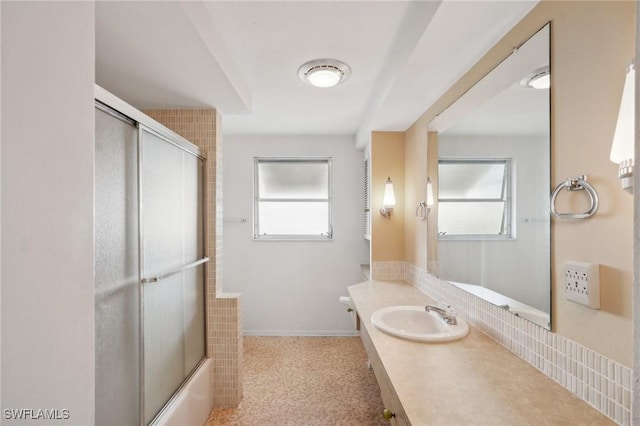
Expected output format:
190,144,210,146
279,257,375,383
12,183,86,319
95,108,140,426
140,127,206,424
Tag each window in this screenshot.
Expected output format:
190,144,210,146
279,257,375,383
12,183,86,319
438,159,512,239
254,158,332,240
363,157,371,240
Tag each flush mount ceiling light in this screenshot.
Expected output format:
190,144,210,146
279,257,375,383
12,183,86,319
520,66,550,89
298,59,351,88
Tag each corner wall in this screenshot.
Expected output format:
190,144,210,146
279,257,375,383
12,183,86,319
1,2,95,423
223,134,369,335
371,132,405,262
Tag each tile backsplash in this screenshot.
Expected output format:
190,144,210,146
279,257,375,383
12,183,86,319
372,261,632,426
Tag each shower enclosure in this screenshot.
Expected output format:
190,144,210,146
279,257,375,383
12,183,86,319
95,88,208,425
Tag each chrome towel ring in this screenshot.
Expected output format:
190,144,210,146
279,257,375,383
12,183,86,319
550,175,599,219
416,201,428,220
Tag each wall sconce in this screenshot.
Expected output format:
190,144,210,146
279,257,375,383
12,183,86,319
380,177,396,218
416,178,435,220
610,62,634,193
426,178,434,211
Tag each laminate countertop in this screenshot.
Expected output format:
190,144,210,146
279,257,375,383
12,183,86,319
348,280,614,426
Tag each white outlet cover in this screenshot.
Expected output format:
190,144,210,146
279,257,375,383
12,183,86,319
564,261,600,309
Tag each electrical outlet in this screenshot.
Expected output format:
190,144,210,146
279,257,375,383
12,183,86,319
564,261,600,309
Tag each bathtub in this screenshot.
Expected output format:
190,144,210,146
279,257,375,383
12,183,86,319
152,358,214,426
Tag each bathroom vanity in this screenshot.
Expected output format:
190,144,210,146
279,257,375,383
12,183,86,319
348,280,614,425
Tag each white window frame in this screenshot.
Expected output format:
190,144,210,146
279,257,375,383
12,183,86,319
253,157,333,241
363,156,371,240
437,158,513,241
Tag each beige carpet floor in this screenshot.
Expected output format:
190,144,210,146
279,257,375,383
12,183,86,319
205,336,388,426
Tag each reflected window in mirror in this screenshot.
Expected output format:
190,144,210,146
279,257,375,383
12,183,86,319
438,159,512,239
427,23,551,329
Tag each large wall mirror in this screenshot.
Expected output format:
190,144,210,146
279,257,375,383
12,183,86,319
429,24,551,329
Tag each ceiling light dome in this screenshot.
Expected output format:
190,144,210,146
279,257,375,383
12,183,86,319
298,59,351,88
520,66,550,89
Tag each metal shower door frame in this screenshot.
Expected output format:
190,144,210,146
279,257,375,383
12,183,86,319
95,85,209,426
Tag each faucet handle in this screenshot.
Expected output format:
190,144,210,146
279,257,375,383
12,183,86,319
445,306,457,319
444,306,458,325
436,302,456,317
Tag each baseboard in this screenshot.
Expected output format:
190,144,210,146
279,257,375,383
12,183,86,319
243,330,359,337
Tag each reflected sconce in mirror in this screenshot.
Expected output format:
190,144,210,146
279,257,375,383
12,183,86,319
416,178,435,220
380,177,396,218
610,62,635,193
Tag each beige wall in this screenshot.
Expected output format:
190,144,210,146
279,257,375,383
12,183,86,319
426,132,439,273
402,122,428,269
371,132,405,262
398,1,635,366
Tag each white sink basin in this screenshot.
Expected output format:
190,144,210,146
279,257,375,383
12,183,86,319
370,305,469,343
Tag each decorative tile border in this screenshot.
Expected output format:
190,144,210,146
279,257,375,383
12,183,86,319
372,261,632,425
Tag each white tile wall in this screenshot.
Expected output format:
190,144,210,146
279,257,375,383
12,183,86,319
372,261,632,426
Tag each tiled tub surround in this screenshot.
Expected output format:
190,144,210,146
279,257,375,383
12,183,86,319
349,280,614,425
371,261,632,425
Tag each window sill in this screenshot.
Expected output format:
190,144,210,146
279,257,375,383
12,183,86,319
252,237,334,242
438,235,516,241
438,235,515,242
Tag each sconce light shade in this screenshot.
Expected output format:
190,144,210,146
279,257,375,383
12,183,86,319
380,177,396,218
426,178,434,209
610,63,635,192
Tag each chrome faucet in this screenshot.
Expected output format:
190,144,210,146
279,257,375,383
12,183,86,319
425,305,457,325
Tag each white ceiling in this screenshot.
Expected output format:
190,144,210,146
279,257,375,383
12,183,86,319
443,84,550,137
95,0,539,148
431,23,550,137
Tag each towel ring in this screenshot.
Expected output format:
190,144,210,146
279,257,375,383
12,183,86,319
550,175,599,219
416,201,428,220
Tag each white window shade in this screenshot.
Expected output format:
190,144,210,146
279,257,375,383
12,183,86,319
258,161,329,199
439,162,506,199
